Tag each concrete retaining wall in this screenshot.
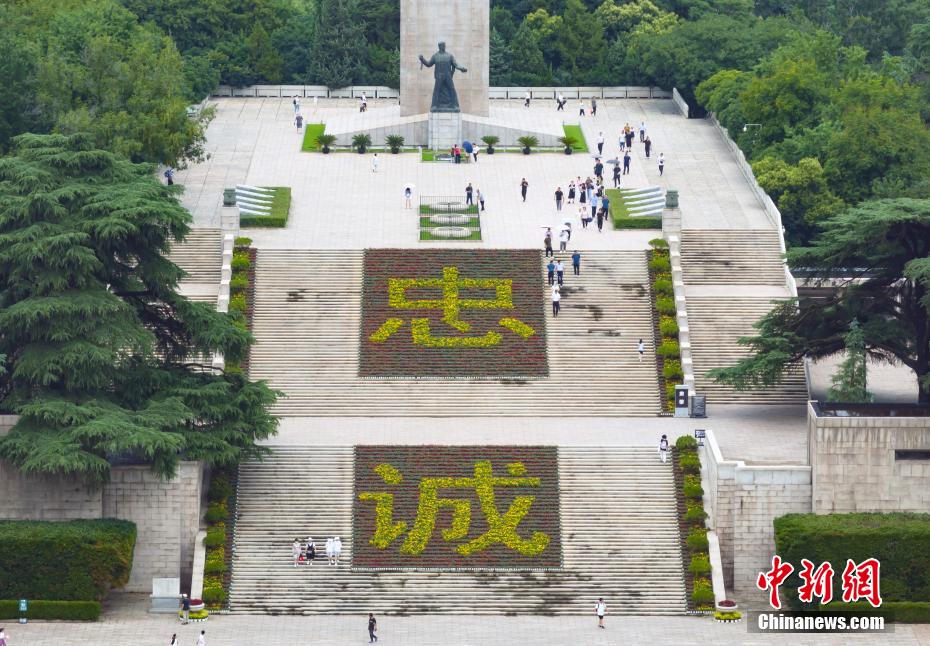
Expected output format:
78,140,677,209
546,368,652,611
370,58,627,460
213,85,672,100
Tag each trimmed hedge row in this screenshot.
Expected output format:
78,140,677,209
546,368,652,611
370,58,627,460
0,520,136,601
0,599,101,621
821,601,930,623
774,513,930,609
240,187,291,228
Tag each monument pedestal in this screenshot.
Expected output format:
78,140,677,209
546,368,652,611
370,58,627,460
428,111,462,150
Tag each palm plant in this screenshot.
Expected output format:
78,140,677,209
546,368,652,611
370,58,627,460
558,135,577,155
517,135,539,155
481,135,500,154
316,133,337,153
352,133,372,153
385,134,405,154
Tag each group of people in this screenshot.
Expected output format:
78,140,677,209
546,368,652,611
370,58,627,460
542,226,582,318
551,176,612,233
464,182,487,211
292,536,342,566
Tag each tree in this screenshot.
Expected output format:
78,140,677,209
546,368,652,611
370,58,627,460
827,320,873,402
0,12,38,153
310,0,365,88
709,198,930,403
0,133,279,484
558,0,607,82
510,22,551,86
247,24,284,84
489,28,513,86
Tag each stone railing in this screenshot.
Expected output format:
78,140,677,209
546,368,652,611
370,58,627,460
665,234,696,393
211,84,672,100
707,114,797,298
671,87,690,118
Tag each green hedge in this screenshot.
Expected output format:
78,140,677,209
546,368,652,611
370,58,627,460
774,513,930,609
821,601,930,623
0,520,135,601
0,599,101,621
240,187,291,228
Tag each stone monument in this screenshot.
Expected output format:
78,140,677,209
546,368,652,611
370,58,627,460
400,0,489,118
419,42,466,149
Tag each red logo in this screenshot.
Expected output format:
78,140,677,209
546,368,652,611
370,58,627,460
797,559,835,604
756,555,795,610
841,558,882,608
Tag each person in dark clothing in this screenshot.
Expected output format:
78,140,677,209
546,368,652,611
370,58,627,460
547,259,555,285
368,613,378,642
520,178,528,202
612,164,621,188
555,187,564,211
644,136,652,158
544,229,553,258
594,159,604,183
623,152,631,175
465,183,474,205
596,208,605,232
572,251,581,275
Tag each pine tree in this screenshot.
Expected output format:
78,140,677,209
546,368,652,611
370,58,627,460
510,23,550,86
0,133,279,484
310,0,366,88
247,24,284,84
489,28,513,86
827,320,872,402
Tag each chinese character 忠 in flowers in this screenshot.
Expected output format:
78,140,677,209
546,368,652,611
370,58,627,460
369,266,536,347
358,461,551,556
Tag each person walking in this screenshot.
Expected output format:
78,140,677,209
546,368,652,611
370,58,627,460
623,151,631,175
567,181,576,205
557,93,566,111
524,91,531,108
555,259,565,285
333,536,343,565
547,259,555,285
612,163,621,188
544,228,554,258
594,158,604,183
618,133,625,152
659,434,669,464
591,97,598,116
551,285,561,317
180,594,191,624
558,228,569,252
555,187,564,212
638,338,645,362
368,613,378,642
404,186,412,209
639,121,646,142
197,630,206,646
292,538,301,568
580,204,590,229
658,153,665,176
465,183,474,206
590,192,599,223
644,136,652,158
520,178,528,202
304,537,316,564
596,132,604,155
595,598,607,629
0,627,7,646
472,146,479,163
371,154,380,173
600,194,610,219
454,145,462,164
164,167,174,185
295,113,303,132
625,129,635,150
578,100,586,116
293,96,300,113
572,251,581,276
596,207,605,233
170,634,179,646
478,188,485,212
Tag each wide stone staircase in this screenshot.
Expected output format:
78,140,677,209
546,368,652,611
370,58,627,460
687,296,807,404
248,249,661,416
680,229,786,286
167,228,223,303
229,445,687,615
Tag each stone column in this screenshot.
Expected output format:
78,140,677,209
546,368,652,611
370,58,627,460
400,0,489,117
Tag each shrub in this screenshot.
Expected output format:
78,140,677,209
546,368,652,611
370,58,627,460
230,273,249,294
689,553,711,575
351,133,372,150
314,133,336,150
0,520,136,601
685,501,708,524
0,599,101,620
653,278,673,298
204,558,226,576
481,135,500,148
686,527,709,552
665,383,676,401
613,215,662,229
680,453,702,476
202,585,226,605
659,317,679,338
229,293,247,313
233,236,252,248
231,251,251,270
774,513,930,608
179,608,210,620
662,360,683,380
684,475,704,500
655,297,676,315
676,435,698,452
821,601,930,623
208,473,233,502
205,503,228,524
714,610,742,621
205,526,226,549
649,238,669,249
691,577,714,605
385,134,405,150
648,256,671,273
657,340,680,357
517,135,539,150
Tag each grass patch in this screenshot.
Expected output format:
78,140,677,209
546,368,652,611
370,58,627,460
420,216,481,228
240,187,291,227
300,123,326,152
419,204,479,215
419,229,482,241
421,148,436,162
562,124,588,152
605,188,662,229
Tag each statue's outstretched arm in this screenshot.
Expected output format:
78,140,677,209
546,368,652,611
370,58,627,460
419,54,434,68
450,56,467,73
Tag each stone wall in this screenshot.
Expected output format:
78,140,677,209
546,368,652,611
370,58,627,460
809,403,930,513
701,430,812,601
400,0,490,117
0,419,204,594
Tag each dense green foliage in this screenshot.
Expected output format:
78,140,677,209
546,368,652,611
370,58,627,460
0,520,135,601
709,198,930,402
774,513,930,608
0,134,279,484
0,599,102,620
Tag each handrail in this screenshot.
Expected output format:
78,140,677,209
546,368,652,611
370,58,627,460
210,85,673,100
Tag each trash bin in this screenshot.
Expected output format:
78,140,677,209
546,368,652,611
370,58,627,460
690,394,706,418
665,189,679,209
223,189,236,207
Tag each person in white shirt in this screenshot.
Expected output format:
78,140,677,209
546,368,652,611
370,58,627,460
557,93,565,111
197,630,206,646
578,101,586,116
292,538,301,567
659,434,670,463
551,286,561,317
596,131,605,155
559,228,569,252
333,536,343,565
524,91,531,107
639,121,646,142
555,260,565,286
638,338,646,362
326,537,335,565
595,598,607,628
658,153,665,176
371,154,379,172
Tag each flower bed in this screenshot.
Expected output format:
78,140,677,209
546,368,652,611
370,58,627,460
229,238,255,373
645,239,682,412
353,446,561,570
671,435,712,612
202,469,235,610
359,250,548,378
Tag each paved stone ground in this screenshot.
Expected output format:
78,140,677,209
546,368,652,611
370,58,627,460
7,593,926,646
176,97,770,249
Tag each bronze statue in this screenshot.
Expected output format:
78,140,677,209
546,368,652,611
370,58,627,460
419,42,467,113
